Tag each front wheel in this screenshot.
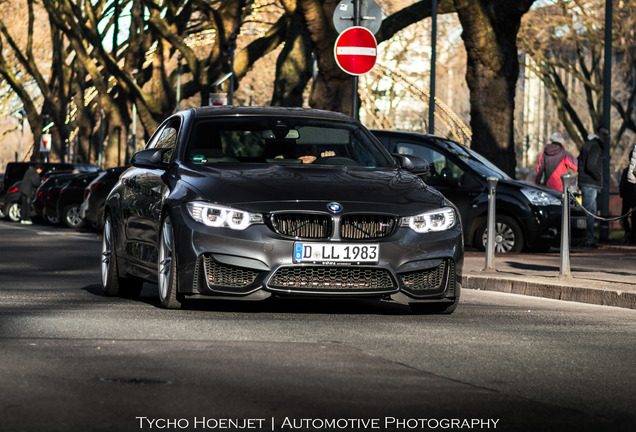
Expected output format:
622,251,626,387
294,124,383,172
158,216,182,309
63,204,85,229
101,214,143,298
45,214,61,225
7,202,21,222
475,215,524,254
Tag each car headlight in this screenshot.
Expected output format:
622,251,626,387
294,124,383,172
520,187,561,206
186,202,263,230
401,207,456,233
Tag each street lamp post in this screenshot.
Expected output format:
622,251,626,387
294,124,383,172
351,0,361,120
228,34,237,105
176,54,183,111
428,0,438,135
599,0,613,241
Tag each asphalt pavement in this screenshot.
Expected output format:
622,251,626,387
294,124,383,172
462,244,636,310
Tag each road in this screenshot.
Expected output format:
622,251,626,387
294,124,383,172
0,221,635,432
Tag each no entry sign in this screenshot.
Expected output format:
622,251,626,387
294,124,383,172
334,26,377,76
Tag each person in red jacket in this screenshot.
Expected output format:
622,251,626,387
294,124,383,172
534,132,578,192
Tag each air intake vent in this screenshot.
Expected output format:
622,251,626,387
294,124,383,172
203,256,259,288
269,266,396,291
399,260,454,296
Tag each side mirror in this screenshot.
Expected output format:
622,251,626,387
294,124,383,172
393,154,430,175
131,148,171,169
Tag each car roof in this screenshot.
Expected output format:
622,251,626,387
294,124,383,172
372,129,457,143
187,106,357,123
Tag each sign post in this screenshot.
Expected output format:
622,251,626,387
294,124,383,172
334,26,377,119
333,0,382,120
333,0,383,35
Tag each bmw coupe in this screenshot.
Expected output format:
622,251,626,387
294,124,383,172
101,107,463,314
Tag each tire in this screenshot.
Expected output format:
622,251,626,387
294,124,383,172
158,216,182,309
63,204,85,229
101,214,143,298
7,202,21,222
46,214,61,225
475,215,524,254
409,300,458,315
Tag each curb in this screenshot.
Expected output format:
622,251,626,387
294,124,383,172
462,274,636,310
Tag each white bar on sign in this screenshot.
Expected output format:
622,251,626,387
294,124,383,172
336,47,377,56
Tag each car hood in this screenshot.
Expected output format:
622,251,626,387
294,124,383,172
178,165,447,214
513,179,561,196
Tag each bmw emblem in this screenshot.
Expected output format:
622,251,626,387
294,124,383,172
327,202,342,213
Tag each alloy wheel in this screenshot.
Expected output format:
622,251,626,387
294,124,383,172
101,217,113,287
158,218,174,302
8,202,21,222
482,222,517,254
65,205,83,228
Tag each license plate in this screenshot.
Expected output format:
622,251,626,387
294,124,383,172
294,242,379,263
575,218,587,229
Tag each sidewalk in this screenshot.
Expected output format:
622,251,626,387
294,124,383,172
461,244,636,310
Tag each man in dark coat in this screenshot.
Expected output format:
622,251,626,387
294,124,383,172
18,162,43,224
577,127,608,247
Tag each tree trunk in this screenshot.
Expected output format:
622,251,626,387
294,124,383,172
453,0,534,176
271,11,313,107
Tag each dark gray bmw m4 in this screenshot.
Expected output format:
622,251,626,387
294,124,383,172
101,106,463,314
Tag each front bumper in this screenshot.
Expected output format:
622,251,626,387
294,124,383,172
171,207,463,304
522,204,587,249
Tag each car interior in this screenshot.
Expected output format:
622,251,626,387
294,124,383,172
187,119,389,168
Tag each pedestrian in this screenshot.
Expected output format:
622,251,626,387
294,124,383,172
534,132,578,192
18,161,44,225
577,126,609,248
619,143,636,245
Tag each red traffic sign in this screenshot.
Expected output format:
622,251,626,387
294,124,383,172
334,26,377,76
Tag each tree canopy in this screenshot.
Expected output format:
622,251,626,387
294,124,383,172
5,0,623,179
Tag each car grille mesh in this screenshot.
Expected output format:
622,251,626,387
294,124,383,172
340,214,396,239
271,213,396,240
271,213,331,239
269,266,396,291
399,260,453,292
203,256,259,288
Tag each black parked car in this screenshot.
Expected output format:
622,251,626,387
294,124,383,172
372,130,587,253
102,106,464,314
33,171,78,224
80,166,128,231
55,172,101,229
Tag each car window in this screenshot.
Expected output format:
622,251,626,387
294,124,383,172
432,138,510,180
396,142,465,187
186,117,391,168
147,120,180,163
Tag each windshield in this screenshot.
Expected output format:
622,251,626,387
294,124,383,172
186,117,392,168
437,139,511,180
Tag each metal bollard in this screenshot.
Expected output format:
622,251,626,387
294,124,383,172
559,174,575,277
484,177,498,271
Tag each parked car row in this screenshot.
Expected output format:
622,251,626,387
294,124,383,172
1,162,127,231
33,171,100,228
80,166,129,230
0,162,98,220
